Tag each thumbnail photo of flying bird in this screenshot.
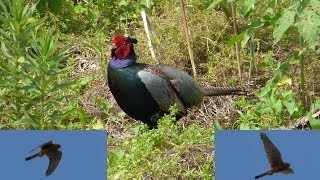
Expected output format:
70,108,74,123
25,140,62,176
255,132,294,179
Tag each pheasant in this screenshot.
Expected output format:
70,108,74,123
107,35,246,128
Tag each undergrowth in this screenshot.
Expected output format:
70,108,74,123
109,106,214,179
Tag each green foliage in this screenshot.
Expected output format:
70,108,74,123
226,0,282,47
234,58,305,129
240,0,255,16
309,100,320,129
309,117,320,129
274,0,320,46
223,0,320,47
0,0,88,129
272,2,299,44
34,0,98,32
37,0,65,15
17,31,78,128
208,0,231,18
0,0,44,127
213,0,319,112
108,106,214,179
33,0,146,34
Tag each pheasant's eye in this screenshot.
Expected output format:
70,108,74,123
122,41,126,45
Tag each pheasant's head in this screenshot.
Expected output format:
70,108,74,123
111,35,137,59
109,35,138,68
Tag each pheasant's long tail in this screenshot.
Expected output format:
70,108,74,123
202,86,247,96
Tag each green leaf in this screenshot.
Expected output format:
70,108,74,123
207,0,223,10
50,80,77,93
228,33,244,48
112,170,127,180
74,5,87,14
283,101,298,116
240,0,255,16
23,76,42,93
132,126,141,135
273,1,299,44
310,117,320,129
281,90,293,100
0,1,9,15
256,83,271,98
276,75,292,86
114,150,125,159
139,0,149,7
239,123,250,130
214,120,224,130
241,32,252,47
311,99,320,112
220,1,232,18
247,20,266,31
241,20,265,46
296,0,320,46
1,43,13,58
92,119,104,130
14,110,39,126
119,0,129,6
273,99,282,117
257,106,272,115
278,60,291,71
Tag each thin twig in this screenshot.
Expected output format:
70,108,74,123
141,10,158,64
300,54,306,107
179,0,197,80
231,1,243,85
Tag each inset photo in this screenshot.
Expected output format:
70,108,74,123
215,130,320,180
0,130,107,180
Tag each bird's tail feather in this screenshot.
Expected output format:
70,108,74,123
25,153,40,161
255,171,269,179
202,86,247,96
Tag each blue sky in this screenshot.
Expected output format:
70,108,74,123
0,130,107,180
215,130,320,180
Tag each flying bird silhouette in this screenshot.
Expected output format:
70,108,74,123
255,132,294,179
25,140,62,176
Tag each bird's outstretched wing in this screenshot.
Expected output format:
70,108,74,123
46,150,62,176
29,140,53,153
260,132,284,167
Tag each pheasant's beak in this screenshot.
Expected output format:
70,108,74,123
110,43,117,50
129,37,138,44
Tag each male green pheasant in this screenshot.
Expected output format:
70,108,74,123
107,35,245,128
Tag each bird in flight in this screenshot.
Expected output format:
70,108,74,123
255,132,294,179
25,140,62,176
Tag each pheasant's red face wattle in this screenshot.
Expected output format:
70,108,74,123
112,35,131,59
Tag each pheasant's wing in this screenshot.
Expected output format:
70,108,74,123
46,150,62,176
29,140,53,153
138,67,187,114
260,132,284,167
160,65,203,107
